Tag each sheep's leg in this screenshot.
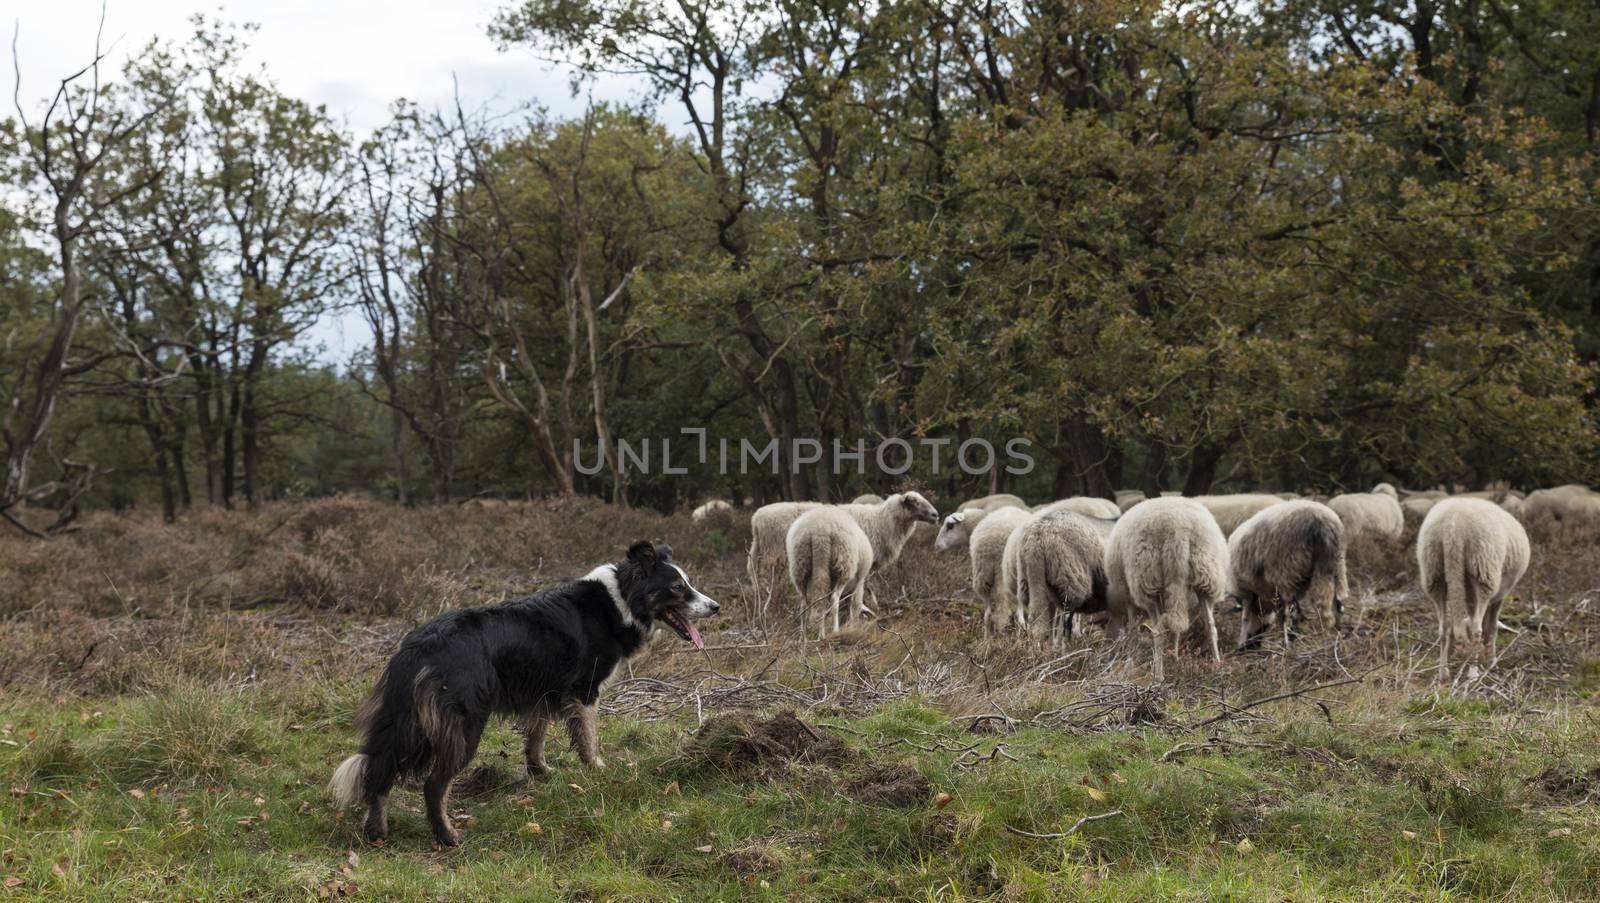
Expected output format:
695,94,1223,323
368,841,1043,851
852,584,875,621
1435,599,1451,682
830,589,843,635
1202,600,1220,664
1484,591,1506,664
1150,620,1165,683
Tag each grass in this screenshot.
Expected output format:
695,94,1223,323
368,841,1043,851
5,687,1600,900
3,498,1600,899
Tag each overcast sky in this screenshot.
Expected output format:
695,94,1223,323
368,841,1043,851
7,1,650,362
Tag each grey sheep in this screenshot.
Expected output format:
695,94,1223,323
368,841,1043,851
1104,497,1226,682
1002,510,1116,650
1227,500,1349,650
1417,497,1530,677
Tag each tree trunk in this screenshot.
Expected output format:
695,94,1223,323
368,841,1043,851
1182,445,1224,496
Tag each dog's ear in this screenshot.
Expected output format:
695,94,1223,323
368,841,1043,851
655,543,673,563
626,540,659,569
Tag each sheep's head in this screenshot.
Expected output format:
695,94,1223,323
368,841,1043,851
1373,483,1398,498
934,511,968,551
894,491,940,525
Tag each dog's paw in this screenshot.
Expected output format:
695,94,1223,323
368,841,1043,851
589,757,607,770
526,761,551,778
432,829,461,849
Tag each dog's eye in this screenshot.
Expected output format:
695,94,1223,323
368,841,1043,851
673,581,686,593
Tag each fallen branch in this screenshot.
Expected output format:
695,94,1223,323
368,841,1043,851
1188,671,1374,730
1005,809,1125,839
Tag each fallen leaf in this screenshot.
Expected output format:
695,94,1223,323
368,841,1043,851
51,861,67,878
519,822,542,837
696,845,714,853
1236,838,1254,853
345,850,360,869
3,876,23,888
1081,785,1108,802
934,792,953,810
1547,827,1572,838
127,789,145,800
1401,830,1418,840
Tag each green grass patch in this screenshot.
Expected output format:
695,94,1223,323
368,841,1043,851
4,689,1600,900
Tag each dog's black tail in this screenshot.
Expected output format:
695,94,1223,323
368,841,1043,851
330,653,460,808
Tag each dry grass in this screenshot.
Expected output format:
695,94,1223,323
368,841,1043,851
2,495,1598,714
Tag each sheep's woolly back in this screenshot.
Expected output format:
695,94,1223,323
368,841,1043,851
1115,490,1147,513
850,493,884,505
960,493,1028,512
1416,498,1530,648
749,502,821,568
1227,500,1348,628
786,507,874,607
1456,490,1526,520
1105,497,1228,638
1401,495,1440,522
1005,511,1114,641
969,506,1032,632
1327,486,1404,544
1035,496,1122,519
691,499,734,522
837,492,939,572
1190,494,1286,537
1524,485,1600,522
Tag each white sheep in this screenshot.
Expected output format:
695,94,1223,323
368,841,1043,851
1327,482,1404,544
1003,510,1116,650
1034,496,1122,519
1457,489,1527,520
691,499,735,522
839,492,940,571
786,507,875,638
934,507,989,552
1115,490,1147,513
960,492,1028,512
747,502,820,588
850,493,884,505
968,506,1033,636
1104,497,1227,682
1524,485,1600,523
1227,500,1349,649
1416,497,1530,677
1190,494,1285,537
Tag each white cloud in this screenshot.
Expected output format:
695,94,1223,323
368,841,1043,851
6,0,648,136
6,0,655,364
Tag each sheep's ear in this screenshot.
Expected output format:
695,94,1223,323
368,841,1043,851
655,543,673,563
946,513,965,526
899,494,919,510
626,541,659,569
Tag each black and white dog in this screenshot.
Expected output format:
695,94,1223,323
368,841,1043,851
329,541,718,846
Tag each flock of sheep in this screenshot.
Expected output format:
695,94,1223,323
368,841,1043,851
697,481,1600,682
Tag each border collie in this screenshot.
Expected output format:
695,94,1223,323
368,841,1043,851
329,541,718,847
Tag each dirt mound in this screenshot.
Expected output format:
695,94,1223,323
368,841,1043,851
452,763,518,798
845,763,932,807
1529,766,1600,803
682,710,852,777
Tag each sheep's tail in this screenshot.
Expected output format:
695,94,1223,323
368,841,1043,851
1303,515,1347,627
1147,534,1194,638
329,754,369,808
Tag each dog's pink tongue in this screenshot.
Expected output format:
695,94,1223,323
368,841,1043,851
686,619,704,649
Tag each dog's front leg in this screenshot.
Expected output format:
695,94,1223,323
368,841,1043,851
562,697,605,769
